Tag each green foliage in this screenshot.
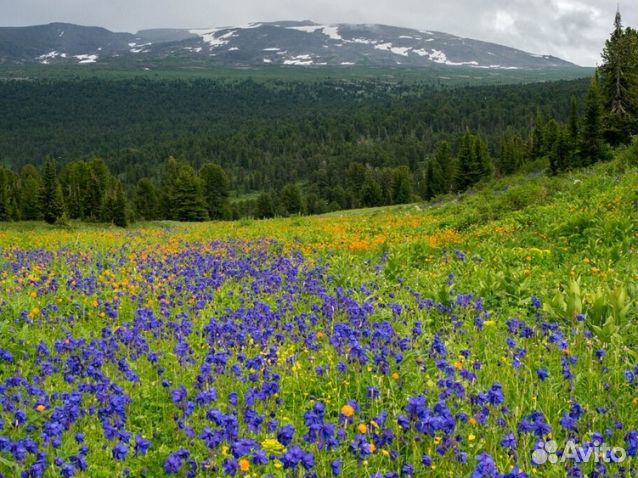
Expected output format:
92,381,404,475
18,165,42,220
167,162,209,222
39,158,65,224
200,163,231,220
454,130,493,192
579,74,610,166
279,183,304,216
134,177,160,220
599,11,638,145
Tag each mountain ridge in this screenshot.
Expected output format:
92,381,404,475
0,20,578,69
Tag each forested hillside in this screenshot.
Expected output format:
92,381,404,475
0,13,636,224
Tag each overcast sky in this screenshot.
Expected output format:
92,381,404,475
2,0,635,66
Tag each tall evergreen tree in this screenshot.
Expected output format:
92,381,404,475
280,183,304,215
39,158,65,225
200,163,230,219
548,125,570,175
392,166,413,204
599,9,638,144
168,163,209,221
134,178,160,220
498,129,525,175
424,141,451,199
0,167,11,221
112,181,128,228
19,165,42,220
568,96,580,141
256,191,276,219
528,109,545,160
579,74,608,166
361,169,384,207
453,129,476,192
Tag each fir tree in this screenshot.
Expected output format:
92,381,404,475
548,125,570,175
569,96,579,141
528,109,545,160
134,178,160,220
425,141,451,199
498,129,525,175
40,158,65,224
112,181,128,228
0,167,10,221
280,183,304,215
599,9,638,144
169,164,209,221
579,74,608,166
392,166,413,204
453,130,476,192
200,163,231,219
19,165,43,220
256,191,276,219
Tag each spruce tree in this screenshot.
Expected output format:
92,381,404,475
528,109,545,160
280,183,304,215
498,129,525,175
134,178,160,220
0,167,10,221
19,165,43,220
112,182,128,228
569,96,579,141
548,126,570,175
599,9,638,144
392,166,413,204
40,158,65,224
168,163,209,221
256,191,275,219
580,74,607,166
425,141,451,199
453,130,476,192
200,163,230,219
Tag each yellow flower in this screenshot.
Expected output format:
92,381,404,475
368,443,376,453
261,438,284,453
357,423,368,434
391,372,400,381
468,434,476,442
484,320,495,326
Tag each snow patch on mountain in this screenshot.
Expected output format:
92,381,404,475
74,54,98,64
283,54,314,65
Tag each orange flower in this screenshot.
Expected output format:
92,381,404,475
341,404,355,417
368,443,376,453
36,404,46,412
238,458,250,472
357,423,368,434
468,416,477,426
391,372,400,381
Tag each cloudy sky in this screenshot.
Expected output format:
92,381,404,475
2,0,635,65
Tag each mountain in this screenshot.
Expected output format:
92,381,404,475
0,23,135,64
0,20,576,69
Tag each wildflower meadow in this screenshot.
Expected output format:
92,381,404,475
0,155,636,478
